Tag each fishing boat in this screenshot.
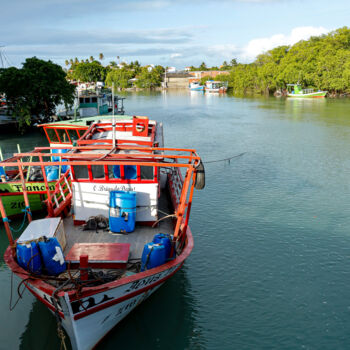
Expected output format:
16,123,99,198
205,80,228,93
189,82,204,91
0,117,160,218
286,83,327,98
2,116,204,350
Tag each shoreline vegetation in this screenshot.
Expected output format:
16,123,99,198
1,26,350,131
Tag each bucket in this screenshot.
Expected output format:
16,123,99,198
16,241,42,273
109,191,136,233
113,165,137,179
38,237,66,275
141,242,167,271
153,233,173,259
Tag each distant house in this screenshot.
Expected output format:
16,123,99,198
188,70,230,80
184,67,191,72
166,67,176,73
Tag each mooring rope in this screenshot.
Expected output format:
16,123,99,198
203,152,246,164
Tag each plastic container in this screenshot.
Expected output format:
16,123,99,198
153,233,173,259
113,165,137,179
45,166,59,181
16,241,42,273
52,148,69,173
109,191,137,233
38,237,66,275
0,166,7,179
141,242,167,271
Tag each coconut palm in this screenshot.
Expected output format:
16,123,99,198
74,57,79,64
89,56,94,62
65,60,69,66
99,53,104,61
70,59,73,65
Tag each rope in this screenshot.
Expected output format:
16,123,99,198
8,207,31,233
203,152,246,164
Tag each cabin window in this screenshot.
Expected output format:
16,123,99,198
79,97,84,103
67,129,79,142
140,166,154,180
46,129,59,142
73,165,89,179
85,98,90,103
56,129,69,143
108,165,137,179
91,97,97,103
91,165,105,179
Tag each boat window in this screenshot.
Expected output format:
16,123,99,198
140,166,154,180
107,165,137,179
91,97,97,103
85,98,90,103
46,128,59,142
67,129,79,142
56,129,69,143
73,165,89,179
91,165,105,179
79,97,83,103
108,165,116,179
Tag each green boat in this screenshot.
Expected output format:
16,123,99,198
0,114,136,218
287,84,327,98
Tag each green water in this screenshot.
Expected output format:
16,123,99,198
1,92,350,349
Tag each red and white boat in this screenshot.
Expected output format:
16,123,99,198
2,116,205,350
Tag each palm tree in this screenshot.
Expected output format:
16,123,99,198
74,57,79,64
65,60,69,66
99,53,104,61
89,56,94,62
85,59,89,63
70,59,73,65
117,56,120,63
109,61,117,67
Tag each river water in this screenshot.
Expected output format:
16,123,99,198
1,92,350,349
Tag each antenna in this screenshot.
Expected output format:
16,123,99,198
0,46,12,68
112,82,116,147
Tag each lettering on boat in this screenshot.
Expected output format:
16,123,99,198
71,294,114,314
92,184,136,192
100,298,139,325
12,184,55,192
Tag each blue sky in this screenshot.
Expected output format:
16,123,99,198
1,0,349,69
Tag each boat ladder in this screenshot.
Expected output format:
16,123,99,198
46,170,72,217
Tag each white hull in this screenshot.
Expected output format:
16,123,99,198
26,263,181,350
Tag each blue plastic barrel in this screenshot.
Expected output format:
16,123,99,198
141,242,167,271
16,241,42,273
38,237,66,275
153,233,173,259
52,149,69,173
113,165,137,179
109,191,136,233
45,165,59,181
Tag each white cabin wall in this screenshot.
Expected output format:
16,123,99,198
72,182,158,222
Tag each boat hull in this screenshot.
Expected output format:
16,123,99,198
287,91,327,98
0,181,56,217
4,227,193,350
189,87,204,91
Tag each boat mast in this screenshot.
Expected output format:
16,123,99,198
112,82,116,147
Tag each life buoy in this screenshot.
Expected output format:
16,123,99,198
194,160,205,190
132,116,149,137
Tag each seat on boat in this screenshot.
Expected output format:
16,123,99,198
65,242,130,269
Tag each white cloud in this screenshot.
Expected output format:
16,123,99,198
239,26,330,61
170,53,182,59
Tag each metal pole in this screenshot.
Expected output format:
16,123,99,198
112,82,116,147
17,159,32,222
0,196,15,256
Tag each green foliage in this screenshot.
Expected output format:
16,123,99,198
135,66,164,88
226,27,350,94
0,57,75,131
105,68,134,89
69,61,107,82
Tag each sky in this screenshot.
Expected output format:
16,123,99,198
1,0,350,69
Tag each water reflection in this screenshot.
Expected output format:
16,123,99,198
101,267,205,350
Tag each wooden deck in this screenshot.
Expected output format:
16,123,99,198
63,190,174,260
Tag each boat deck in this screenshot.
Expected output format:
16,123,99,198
63,190,174,260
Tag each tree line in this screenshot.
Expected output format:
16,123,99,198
224,27,350,95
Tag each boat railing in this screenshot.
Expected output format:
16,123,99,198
0,145,201,255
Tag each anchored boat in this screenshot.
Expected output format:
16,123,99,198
286,83,327,98
189,82,204,91
2,116,204,350
205,80,228,93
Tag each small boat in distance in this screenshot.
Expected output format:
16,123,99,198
286,83,327,98
205,80,228,93
189,82,204,91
